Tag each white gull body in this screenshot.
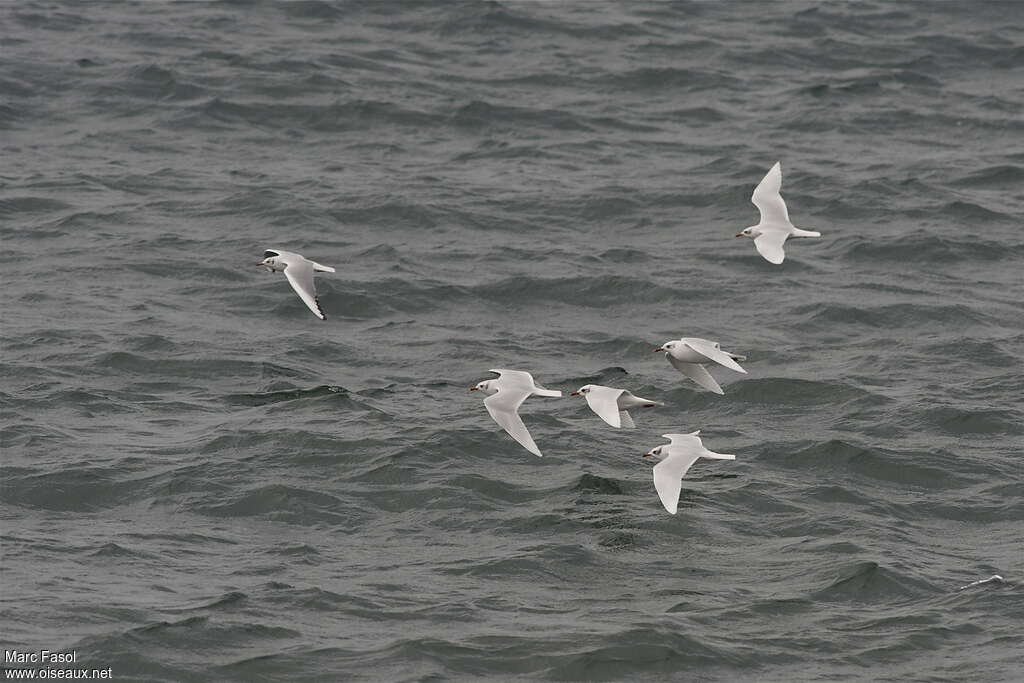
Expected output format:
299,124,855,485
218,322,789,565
258,249,336,320
570,384,662,429
736,161,821,264
655,337,747,395
471,369,562,457
643,431,736,515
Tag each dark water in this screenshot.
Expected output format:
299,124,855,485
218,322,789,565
2,1,1023,681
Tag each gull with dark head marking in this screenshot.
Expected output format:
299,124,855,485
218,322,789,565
654,337,747,395
570,384,662,429
736,161,821,264
470,369,562,457
258,249,336,320
643,431,736,515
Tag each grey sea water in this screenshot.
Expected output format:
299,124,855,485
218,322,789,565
2,1,1022,681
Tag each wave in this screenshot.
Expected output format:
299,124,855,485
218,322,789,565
452,100,593,132
955,164,1024,189
222,384,374,409
93,351,311,381
3,466,146,512
573,473,627,495
0,196,73,217
813,561,935,602
795,69,941,101
0,422,76,453
91,63,207,102
472,275,679,308
547,626,750,679
193,483,370,527
727,377,875,407
436,1,653,40
595,66,738,93
88,542,157,560
789,301,995,331
171,97,437,133
73,615,300,669
921,405,1023,436
279,0,348,20
778,440,974,490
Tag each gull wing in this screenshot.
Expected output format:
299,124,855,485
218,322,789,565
281,256,326,320
682,339,747,373
583,385,625,428
617,391,662,409
484,387,542,457
652,452,701,515
490,369,561,397
309,260,336,273
751,161,791,226
618,410,636,429
667,356,724,394
489,369,536,388
662,432,703,446
753,229,789,265
664,432,736,460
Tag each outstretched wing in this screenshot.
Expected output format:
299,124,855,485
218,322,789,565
753,228,789,265
309,260,335,273
682,339,747,373
484,387,542,457
751,161,791,226
664,432,736,461
667,357,724,394
490,369,561,397
652,452,701,515
618,410,636,429
281,257,326,320
489,369,535,387
661,432,704,450
583,385,625,428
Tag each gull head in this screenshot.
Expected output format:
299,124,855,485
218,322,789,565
642,445,665,459
570,384,595,397
470,379,498,395
736,227,759,239
653,340,677,353
258,251,284,271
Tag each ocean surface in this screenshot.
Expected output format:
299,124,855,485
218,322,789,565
2,1,1022,681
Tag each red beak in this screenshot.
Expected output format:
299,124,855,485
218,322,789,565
570,392,579,396
735,233,744,238
469,387,478,391
653,348,663,352
642,452,653,457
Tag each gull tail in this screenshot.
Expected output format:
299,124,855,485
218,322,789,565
792,228,821,238
311,261,336,273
